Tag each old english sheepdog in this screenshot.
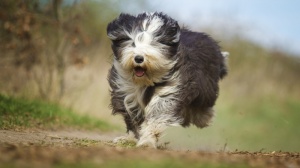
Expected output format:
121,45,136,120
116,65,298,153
107,12,228,148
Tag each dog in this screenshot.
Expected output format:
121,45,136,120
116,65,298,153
107,12,228,148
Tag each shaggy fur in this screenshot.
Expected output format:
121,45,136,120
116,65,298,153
107,12,228,147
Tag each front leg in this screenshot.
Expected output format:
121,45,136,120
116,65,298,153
136,96,182,148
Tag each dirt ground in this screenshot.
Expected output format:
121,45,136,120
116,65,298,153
0,129,299,168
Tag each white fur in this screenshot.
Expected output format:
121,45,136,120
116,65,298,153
137,71,182,147
113,131,137,144
110,13,184,148
137,115,180,148
107,33,117,40
108,12,227,149
221,51,230,58
114,58,183,147
120,34,177,84
113,61,145,119
143,15,164,33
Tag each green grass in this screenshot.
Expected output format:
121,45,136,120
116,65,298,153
164,91,300,153
217,38,300,152
0,94,112,130
217,95,300,152
163,39,300,152
54,160,250,168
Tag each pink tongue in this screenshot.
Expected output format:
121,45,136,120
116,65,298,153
135,68,145,77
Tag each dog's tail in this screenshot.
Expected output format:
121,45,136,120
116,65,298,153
219,51,229,79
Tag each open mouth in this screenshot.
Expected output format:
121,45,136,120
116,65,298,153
134,66,146,77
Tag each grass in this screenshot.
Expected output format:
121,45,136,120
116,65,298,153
105,139,137,148
164,92,300,153
215,95,300,152
0,94,113,130
163,38,300,152
218,37,300,152
54,160,250,168
73,139,103,147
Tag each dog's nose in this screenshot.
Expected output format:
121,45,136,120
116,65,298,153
134,55,144,64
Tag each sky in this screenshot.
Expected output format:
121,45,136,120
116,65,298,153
119,0,300,56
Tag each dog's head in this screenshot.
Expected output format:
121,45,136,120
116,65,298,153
107,12,180,86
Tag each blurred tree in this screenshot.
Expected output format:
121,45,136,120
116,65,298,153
0,0,120,101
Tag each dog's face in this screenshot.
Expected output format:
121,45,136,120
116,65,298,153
107,12,180,86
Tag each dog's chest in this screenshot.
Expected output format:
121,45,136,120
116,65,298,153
118,82,154,117
123,85,154,110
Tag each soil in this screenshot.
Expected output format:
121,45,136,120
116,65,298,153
0,129,299,168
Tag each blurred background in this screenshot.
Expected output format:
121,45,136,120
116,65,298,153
0,0,299,152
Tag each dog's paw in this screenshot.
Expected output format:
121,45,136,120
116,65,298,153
136,135,157,148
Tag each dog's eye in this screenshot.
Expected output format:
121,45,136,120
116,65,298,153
132,42,136,47
168,27,178,36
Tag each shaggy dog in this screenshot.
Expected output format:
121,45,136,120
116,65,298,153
107,12,228,148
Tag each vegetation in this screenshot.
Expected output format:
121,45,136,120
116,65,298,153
0,0,299,153
55,160,250,168
164,38,300,152
0,0,119,101
219,37,300,152
0,94,112,130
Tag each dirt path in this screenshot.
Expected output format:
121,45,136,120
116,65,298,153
0,129,299,168
0,129,120,146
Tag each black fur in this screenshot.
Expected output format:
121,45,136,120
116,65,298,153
108,66,142,137
107,12,227,140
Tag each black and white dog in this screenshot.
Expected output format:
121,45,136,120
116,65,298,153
107,12,228,148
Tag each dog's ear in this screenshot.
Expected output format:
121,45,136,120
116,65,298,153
164,21,180,43
154,12,181,46
107,13,135,41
